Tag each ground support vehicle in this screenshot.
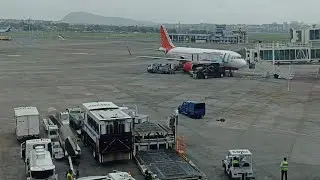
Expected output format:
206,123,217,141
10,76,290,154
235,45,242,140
178,101,206,119
52,141,64,160
190,63,225,79
147,63,176,74
14,107,40,142
0,36,11,41
43,118,59,141
48,109,81,158
21,139,58,180
67,107,85,134
133,112,206,180
76,170,136,180
80,102,133,163
222,149,255,180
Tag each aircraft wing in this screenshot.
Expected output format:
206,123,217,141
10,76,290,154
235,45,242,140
137,55,214,64
137,55,188,61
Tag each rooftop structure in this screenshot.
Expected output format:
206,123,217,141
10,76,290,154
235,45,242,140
82,102,119,111
229,149,252,156
14,106,39,116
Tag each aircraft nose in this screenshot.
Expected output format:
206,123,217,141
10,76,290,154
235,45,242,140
239,59,247,67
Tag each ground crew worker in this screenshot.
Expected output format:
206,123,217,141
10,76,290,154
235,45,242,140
280,157,288,180
233,157,239,167
67,169,74,180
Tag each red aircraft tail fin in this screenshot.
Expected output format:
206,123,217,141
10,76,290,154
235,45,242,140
160,25,175,52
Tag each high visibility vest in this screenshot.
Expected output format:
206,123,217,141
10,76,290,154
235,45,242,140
281,161,288,171
67,173,74,180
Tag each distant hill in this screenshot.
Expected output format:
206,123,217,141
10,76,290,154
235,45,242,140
61,12,158,26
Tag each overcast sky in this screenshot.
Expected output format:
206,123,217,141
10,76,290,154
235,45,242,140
1,0,319,24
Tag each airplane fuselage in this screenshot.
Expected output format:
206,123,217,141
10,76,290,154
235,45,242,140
166,47,247,70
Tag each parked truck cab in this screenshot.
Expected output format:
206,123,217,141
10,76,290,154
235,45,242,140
178,101,205,119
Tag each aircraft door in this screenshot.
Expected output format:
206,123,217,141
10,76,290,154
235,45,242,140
223,53,231,63
21,142,26,160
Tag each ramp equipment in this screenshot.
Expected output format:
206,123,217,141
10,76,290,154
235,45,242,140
133,110,207,180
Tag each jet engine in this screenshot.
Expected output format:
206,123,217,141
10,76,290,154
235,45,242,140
183,62,193,72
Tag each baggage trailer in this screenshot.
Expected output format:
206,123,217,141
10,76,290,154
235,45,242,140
133,112,206,180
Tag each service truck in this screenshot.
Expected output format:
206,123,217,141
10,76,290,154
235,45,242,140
43,118,59,141
14,107,40,142
21,138,58,180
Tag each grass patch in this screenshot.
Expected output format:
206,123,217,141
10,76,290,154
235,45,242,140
248,32,290,42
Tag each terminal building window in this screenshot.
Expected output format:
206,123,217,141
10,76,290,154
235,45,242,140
310,29,320,40
316,49,320,58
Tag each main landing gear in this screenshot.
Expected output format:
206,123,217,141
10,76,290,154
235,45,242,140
228,70,234,77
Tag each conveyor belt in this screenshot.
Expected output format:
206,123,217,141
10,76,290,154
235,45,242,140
136,150,203,180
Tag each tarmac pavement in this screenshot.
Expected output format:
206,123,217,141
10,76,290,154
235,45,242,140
0,38,319,180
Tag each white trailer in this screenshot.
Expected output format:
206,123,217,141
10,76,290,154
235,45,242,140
14,107,40,142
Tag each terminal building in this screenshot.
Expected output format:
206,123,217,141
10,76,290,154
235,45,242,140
169,25,248,44
246,27,320,63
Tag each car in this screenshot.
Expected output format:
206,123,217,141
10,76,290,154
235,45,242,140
178,101,205,119
222,149,255,180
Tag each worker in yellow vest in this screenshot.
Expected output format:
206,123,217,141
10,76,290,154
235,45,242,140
67,169,74,180
280,157,288,180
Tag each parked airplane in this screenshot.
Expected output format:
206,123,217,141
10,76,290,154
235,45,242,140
0,26,11,33
138,25,247,76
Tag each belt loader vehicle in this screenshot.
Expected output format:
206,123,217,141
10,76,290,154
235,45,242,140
20,138,58,180
80,101,133,163
14,107,40,142
222,149,255,180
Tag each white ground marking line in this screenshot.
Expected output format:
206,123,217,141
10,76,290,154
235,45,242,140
70,52,89,55
6,55,21,57
85,92,94,96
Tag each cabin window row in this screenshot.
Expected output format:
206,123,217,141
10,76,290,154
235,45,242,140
87,115,99,134
101,122,126,135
